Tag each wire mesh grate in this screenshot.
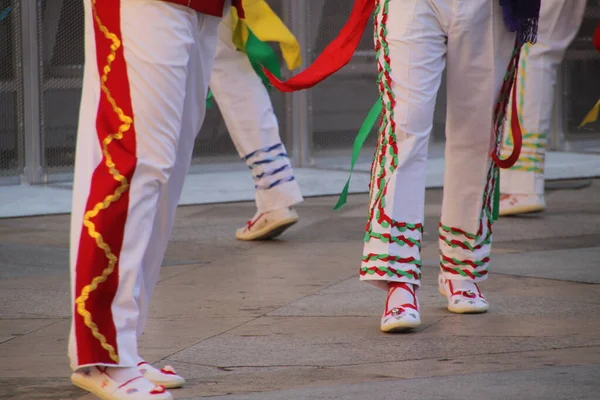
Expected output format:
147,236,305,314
0,0,23,179
562,3,600,138
39,0,84,173
3,0,599,183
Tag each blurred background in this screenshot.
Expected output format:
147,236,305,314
0,0,598,186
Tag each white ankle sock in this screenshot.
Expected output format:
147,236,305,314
386,282,416,310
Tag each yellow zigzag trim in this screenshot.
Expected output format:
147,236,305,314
74,1,133,364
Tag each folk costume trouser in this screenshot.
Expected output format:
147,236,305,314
361,0,515,289
500,0,587,196
69,0,221,369
209,13,303,213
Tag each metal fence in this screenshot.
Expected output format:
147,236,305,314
0,0,23,180
1,0,600,184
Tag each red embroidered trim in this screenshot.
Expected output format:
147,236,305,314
440,264,488,280
447,280,484,299
150,385,167,394
118,376,143,389
360,266,419,280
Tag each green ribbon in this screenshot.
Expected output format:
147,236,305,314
334,99,382,210
492,167,500,221
206,27,281,109
246,27,281,85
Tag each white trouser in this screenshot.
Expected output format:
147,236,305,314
209,14,303,213
500,0,587,196
361,0,515,289
68,0,221,369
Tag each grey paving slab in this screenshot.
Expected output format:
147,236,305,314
0,319,70,358
138,316,257,362
491,247,600,283
0,215,70,247
0,355,72,380
169,315,574,369
268,274,600,318
0,275,72,319
202,364,600,400
335,346,600,379
0,291,70,319
0,243,68,272
0,184,599,400
0,376,83,400
152,362,391,399
492,213,600,242
0,319,60,339
0,264,67,279
495,234,600,253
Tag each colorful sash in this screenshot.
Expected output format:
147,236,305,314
207,0,301,106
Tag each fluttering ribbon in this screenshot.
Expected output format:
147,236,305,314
232,0,301,72
594,22,600,53
334,99,382,210
207,0,302,107
578,100,600,128
491,51,523,170
263,0,375,92
577,22,600,129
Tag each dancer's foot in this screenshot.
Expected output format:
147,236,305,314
380,282,421,332
438,274,489,314
138,361,185,389
71,366,172,400
236,207,299,241
499,193,545,216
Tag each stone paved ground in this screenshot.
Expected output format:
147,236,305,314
0,179,599,399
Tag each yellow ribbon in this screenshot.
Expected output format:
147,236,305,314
231,0,302,70
579,99,600,128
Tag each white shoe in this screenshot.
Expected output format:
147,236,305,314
380,282,421,332
138,361,185,389
499,193,545,216
438,274,489,314
236,207,299,241
71,366,173,400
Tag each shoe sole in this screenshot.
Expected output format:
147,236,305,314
236,217,299,241
438,287,489,314
152,378,185,389
380,320,421,333
499,204,545,216
71,373,173,400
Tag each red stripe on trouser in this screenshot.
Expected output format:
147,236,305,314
74,0,137,366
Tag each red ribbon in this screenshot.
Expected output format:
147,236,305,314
492,75,523,169
594,22,600,53
264,0,374,92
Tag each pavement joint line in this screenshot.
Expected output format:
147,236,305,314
418,316,449,332
155,317,267,364
157,263,213,284
0,317,67,320
0,318,65,346
486,271,600,284
0,311,68,319
177,344,600,371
